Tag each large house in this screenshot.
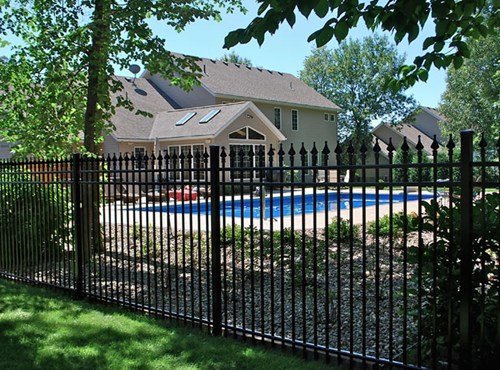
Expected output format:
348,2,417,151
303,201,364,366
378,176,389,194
1,54,339,181
102,54,340,181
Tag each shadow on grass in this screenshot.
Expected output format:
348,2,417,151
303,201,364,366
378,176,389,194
0,279,333,370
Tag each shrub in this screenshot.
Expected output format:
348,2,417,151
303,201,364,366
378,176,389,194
367,212,419,238
407,194,500,366
327,217,359,243
0,168,72,268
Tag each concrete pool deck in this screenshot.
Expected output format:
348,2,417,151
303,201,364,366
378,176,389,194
101,188,438,232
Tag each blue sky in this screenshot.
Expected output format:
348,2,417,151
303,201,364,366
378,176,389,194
136,2,447,109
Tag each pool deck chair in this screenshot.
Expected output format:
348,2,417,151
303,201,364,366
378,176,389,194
437,178,450,206
315,170,327,184
344,170,350,183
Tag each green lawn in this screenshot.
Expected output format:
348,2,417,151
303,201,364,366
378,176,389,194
0,279,334,370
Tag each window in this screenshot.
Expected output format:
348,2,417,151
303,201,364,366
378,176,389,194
229,127,265,141
176,112,196,126
274,108,281,129
134,147,146,169
199,109,220,123
167,144,205,180
324,113,329,121
330,113,337,123
291,109,299,131
229,144,266,179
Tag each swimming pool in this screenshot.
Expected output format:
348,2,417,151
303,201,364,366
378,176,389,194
146,192,434,219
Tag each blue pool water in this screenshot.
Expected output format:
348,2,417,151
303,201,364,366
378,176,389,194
147,192,433,219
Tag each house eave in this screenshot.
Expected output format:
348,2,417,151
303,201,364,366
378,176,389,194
214,93,340,112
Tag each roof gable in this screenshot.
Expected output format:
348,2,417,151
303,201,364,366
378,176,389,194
149,101,286,142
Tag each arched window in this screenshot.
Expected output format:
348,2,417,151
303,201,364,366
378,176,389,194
229,126,265,140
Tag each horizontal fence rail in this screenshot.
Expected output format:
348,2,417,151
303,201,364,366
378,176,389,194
1,131,499,369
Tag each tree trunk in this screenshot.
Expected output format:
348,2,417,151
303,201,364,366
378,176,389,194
81,0,111,261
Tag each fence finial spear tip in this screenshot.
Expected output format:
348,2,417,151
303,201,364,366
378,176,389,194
431,135,440,150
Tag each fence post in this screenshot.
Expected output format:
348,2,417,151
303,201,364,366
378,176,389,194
72,153,84,299
209,145,222,336
459,130,473,369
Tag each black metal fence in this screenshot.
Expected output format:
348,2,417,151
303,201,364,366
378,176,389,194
1,131,499,369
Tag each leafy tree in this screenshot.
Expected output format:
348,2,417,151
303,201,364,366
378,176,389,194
0,0,243,258
221,51,252,66
224,0,499,88
439,29,500,149
300,35,416,153
0,0,244,158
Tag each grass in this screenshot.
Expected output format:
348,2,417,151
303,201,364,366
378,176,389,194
0,279,334,370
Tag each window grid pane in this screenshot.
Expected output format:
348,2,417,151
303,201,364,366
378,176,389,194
274,108,281,129
292,109,298,131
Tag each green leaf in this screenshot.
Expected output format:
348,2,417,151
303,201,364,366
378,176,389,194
417,68,428,82
408,23,419,43
297,0,316,18
453,56,463,69
394,29,405,44
363,12,375,29
257,1,269,15
285,11,296,27
314,0,329,18
224,29,245,48
477,24,489,37
434,41,444,52
316,26,334,47
436,20,448,36
423,37,435,50
334,20,348,42
307,29,321,43
457,42,470,58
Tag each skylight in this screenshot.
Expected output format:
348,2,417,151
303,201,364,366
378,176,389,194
199,109,220,124
176,112,196,126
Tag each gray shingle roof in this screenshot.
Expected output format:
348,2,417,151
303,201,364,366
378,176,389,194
110,80,284,142
150,102,255,140
110,76,174,140
423,106,446,121
164,54,339,111
373,123,435,154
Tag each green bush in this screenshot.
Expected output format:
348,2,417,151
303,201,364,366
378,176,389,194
327,217,359,243
0,168,72,268
407,194,500,367
367,212,419,238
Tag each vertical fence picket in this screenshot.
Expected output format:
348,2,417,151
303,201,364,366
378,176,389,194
209,145,222,336
459,130,474,370
72,154,84,299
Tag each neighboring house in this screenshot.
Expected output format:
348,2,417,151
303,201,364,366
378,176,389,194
103,53,340,181
368,107,446,181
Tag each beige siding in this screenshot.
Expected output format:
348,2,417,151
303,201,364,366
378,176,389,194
0,140,13,159
254,103,336,152
150,74,215,108
412,110,443,142
102,135,120,156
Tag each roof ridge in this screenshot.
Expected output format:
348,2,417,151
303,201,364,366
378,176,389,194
164,101,251,113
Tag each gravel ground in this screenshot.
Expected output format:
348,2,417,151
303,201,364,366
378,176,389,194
74,224,434,364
